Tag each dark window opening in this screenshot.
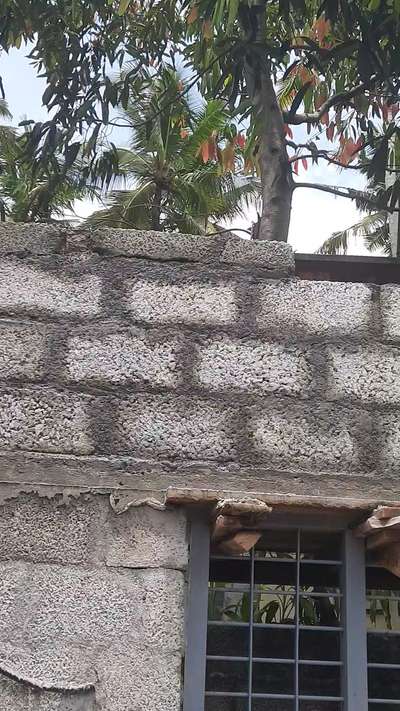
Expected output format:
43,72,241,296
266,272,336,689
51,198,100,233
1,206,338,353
205,529,344,711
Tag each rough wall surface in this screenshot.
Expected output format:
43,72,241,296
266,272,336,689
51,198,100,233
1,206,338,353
0,223,400,708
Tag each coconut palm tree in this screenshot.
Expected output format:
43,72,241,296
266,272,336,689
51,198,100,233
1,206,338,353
317,211,392,256
86,69,259,234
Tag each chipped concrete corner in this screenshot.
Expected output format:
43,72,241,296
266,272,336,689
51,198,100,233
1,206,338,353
0,223,399,708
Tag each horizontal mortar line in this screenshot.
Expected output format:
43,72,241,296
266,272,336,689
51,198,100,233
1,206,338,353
0,315,389,344
1,380,399,414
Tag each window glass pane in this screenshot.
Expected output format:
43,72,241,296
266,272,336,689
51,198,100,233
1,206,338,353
206,659,248,693
300,703,342,711
207,624,249,657
252,661,295,694
300,563,341,591
367,632,400,665
368,667,400,700
210,558,251,585
253,592,296,624
300,531,343,561
366,566,400,594
299,630,341,661
253,700,294,711
299,664,341,696
209,590,251,622
299,595,341,627
366,596,400,631
255,530,298,559
368,705,400,710
253,627,295,659
205,697,247,711
255,560,296,589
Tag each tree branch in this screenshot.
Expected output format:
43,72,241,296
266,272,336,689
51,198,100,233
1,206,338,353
283,79,374,125
294,181,400,212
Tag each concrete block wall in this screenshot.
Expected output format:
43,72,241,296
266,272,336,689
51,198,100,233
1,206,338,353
0,222,400,709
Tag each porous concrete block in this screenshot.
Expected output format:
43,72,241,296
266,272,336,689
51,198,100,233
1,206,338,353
327,345,400,404
0,259,101,316
105,506,188,569
197,336,311,395
89,227,220,262
0,321,47,380
96,648,182,711
127,279,237,326
67,329,179,387
381,285,400,341
249,400,362,471
0,222,65,255
116,394,235,459
379,412,400,471
0,563,184,687
0,674,95,710
0,495,107,565
0,494,188,569
221,237,295,273
257,280,374,337
0,388,93,455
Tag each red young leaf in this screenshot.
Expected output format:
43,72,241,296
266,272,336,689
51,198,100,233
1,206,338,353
326,122,335,141
293,160,299,175
237,133,246,149
301,157,308,170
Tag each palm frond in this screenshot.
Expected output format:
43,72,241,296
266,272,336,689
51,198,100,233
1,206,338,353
318,211,391,256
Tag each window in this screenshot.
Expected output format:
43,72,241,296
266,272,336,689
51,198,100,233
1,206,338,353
184,515,400,711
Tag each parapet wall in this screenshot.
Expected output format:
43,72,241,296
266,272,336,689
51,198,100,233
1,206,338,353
0,223,400,710
0,223,399,503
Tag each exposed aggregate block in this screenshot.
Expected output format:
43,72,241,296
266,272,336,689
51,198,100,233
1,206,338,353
381,284,400,341
116,393,235,459
220,237,295,272
0,674,96,711
0,222,66,255
0,562,184,685
127,279,237,326
256,280,375,337
0,388,93,455
327,344,400,404
0,494,188,570
89,227,221,262
249,400,366,471
0,259,101,316
0,321,47,380
197,336,311,395
67,329,179,386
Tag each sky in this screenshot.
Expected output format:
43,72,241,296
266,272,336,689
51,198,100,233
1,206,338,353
0,46,373,255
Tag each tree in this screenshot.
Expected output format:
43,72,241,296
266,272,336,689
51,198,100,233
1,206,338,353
2,1,400,241
0,105,98,222
318,211,392,255
87,69,259,233
183,0,400,240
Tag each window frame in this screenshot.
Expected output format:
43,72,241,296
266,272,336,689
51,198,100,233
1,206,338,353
183,512,369,711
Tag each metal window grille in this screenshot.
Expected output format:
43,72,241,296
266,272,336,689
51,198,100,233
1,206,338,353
366,562,400,709
183,517,369,711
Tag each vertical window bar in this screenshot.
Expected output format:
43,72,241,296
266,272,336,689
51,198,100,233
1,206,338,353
342,529,368,711
184,512,210,711
295,528,301,711
248,544,255,711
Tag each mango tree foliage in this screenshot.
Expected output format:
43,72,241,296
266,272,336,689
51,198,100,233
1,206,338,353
182,0,400,240
0,0,182,184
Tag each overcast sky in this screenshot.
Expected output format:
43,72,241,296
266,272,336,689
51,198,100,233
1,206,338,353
0,46,372,254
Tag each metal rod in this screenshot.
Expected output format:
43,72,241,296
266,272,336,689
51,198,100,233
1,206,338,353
295,528,301,711
248,544,255,711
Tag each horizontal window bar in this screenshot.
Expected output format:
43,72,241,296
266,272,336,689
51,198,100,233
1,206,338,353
368,663,400,669
299,696,344,702
206,655,249,662
208,586,250,593
367,628,400,636
369,700,400,705
205,692,248,698
207,621,343,631
206,656,343,666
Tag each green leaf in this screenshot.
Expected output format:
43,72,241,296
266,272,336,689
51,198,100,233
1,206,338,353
227,0,239,29
118,0,131,15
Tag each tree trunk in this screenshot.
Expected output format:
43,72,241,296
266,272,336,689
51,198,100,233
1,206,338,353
151,184,162,231
242,5,293,242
